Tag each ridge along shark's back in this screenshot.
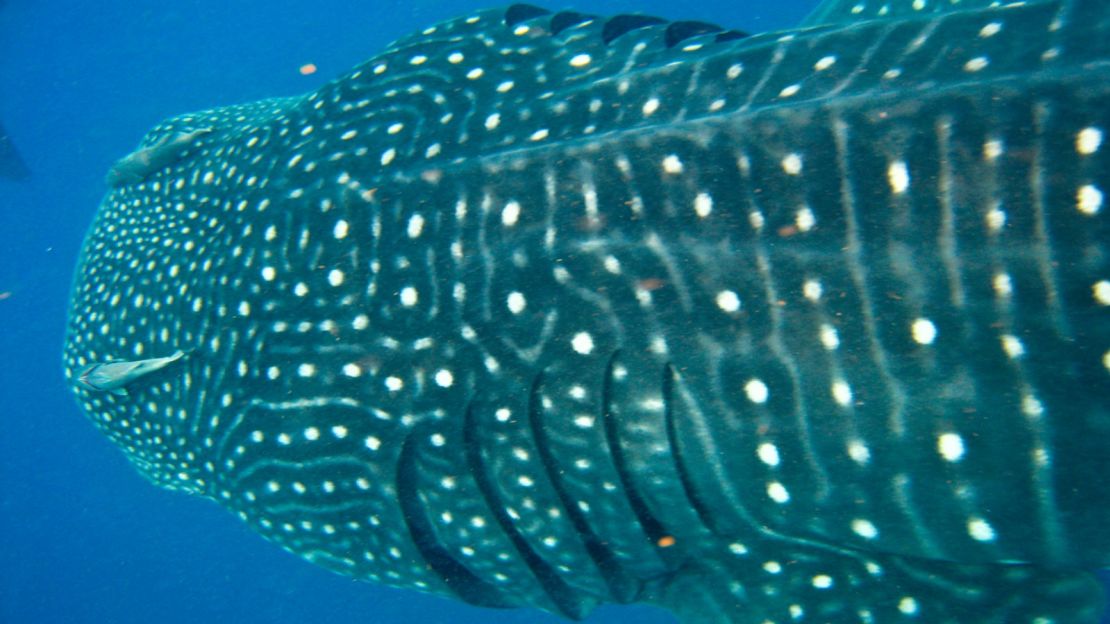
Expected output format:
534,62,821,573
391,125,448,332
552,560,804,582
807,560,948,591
63,0,1110,622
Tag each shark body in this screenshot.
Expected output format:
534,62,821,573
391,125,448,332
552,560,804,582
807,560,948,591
64,0,1110,621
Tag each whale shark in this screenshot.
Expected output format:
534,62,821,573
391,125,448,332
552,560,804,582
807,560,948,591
63,0,1110,621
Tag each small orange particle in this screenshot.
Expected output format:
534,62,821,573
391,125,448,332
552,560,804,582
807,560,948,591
657,535,676,548
299,63,318,76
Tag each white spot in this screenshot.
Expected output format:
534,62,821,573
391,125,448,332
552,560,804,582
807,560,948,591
380,148,396,166
1102,349,1110,373
795,207,816,232
496,80,515,93
820,324,840,350
986,205,1007,231
434,369,454,388
353,314,370,330
642,98,660,116
814,55,837,71
979,22,1002,38
1000,334,1025,359
992,273,1013,297
912,318,937,345
662,154,684,174
387,122,404,135
571,332,595,355
782,153,803,175
757,442,780,467
261,267,276,281
763,561,782,574
767,481,790,503
1022,394,1045,418
847,440,870,465
304,427,320,441
409,54,427,65
832,380,853,407
343,363,362,378
964,56,989,72
744,378,769,404
466,68,484,80
385,376,403,391
507,291,526,314
803,279,822,302
726,64,743,79
365,436,381,451
328,269,345,287
502,200,521,226
852,517,879,537
898,597,919,615
937,432,965,462
447,52,464,64
694,192,713,218
812,574,833,589
569,53,591,67
888,160,910,194
400,286,418,307
716,290,741,313
1094,280,1110,306
779,84,800,98
332,425,348,439
1077,127,1103,155
430,433,446,447
1079,184,1104,215
983,139,1004,160
967,516,996,542
529,128,550,142
407,214,425,238
574,415,595,428
484,113,501,130
298,363,316,377
277,432,291,445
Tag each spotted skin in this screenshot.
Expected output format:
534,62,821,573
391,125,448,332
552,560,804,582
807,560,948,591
64,0,1109,622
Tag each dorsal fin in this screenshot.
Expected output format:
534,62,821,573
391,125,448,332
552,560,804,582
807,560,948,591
802,0,1020,27
550,10,597,34
505,3,550,26
715,30,750,42
664,20,724,48
602,14,669,44
306,5,763,180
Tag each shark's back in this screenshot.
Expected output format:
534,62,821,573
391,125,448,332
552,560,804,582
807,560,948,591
64,0,1110,622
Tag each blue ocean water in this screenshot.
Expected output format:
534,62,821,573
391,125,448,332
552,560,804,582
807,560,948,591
2,1,1107,623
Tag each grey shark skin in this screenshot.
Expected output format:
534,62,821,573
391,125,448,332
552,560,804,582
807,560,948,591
63,0,1110,622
